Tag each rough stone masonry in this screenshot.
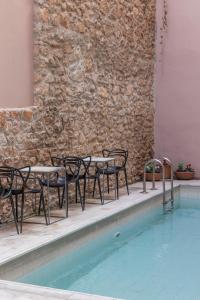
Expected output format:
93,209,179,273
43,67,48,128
0,0,155,221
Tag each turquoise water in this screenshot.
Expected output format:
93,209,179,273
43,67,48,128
19,197,200,299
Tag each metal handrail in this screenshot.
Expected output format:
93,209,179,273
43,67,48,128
163,156,174,203
142,158,175,207
142,158,165,192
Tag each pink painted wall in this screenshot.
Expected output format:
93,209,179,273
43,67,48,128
0,0,33,108
155,0,200,177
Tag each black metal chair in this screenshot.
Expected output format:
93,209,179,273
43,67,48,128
75,156,103,206
63,156,83,212
51,156,66,208
94,149,129,199
12,166,30,233
41,156,83,217
54,155,103,206
26,176,48,227
51,156,81,209
0,166,19,234
13,167,48,233
83,156,104,205
74,156,90,208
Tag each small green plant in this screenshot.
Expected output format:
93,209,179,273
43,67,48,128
145,163,161,173
177,162,194,172
177,162,184,172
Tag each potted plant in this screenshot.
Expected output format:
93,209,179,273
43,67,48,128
145,163,161,181
175,162,194,180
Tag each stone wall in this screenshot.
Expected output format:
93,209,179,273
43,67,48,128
0,0,155,221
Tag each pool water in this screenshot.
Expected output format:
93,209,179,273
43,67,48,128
19,197,200,300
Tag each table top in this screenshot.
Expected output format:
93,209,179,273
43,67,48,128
21,166,64,173
83,156,115,163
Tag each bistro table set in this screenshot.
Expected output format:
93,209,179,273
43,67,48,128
0,149,129,234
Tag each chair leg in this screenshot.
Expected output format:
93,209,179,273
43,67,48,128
38,193,42,215
66,184,69,218
77,181,84,211
116,172,119,199
93,177,97,197
10,196,19,234
57,187,61,208
41,191,48,225
15,194,18,222
97,176,103,205
107,174,110,194
75,181,78,203
60,183,69,217
83,177,87,210
20,192,25,233
60,187,65,208
124,168,129,195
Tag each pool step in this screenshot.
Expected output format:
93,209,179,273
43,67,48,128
163,198,174,213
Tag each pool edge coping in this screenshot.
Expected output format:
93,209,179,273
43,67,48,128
0,279,121,300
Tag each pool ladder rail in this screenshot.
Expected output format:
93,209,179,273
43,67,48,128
141,157,174,211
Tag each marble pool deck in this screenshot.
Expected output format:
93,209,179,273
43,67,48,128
0,180,199,299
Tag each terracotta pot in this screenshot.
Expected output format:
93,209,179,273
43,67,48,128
145,172,161,181
163,164,172,179
175,171,194,180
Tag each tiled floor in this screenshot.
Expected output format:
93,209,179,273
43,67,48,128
0,180,199,299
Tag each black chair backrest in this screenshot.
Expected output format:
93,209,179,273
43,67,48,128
102,149,128,168
0,166,14,199
13,166,31,190
51,156,63,167
80,155,91,176
52,155,91,178
62,156,82,182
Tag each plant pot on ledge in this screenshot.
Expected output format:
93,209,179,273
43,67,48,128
175,171,194,180
145,172,161,181
175,162,195,180
145,163,161,181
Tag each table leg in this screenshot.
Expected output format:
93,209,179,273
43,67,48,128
65,173,68,218
30,176,36,213
33,177,37,213
102,167,105,205
47,173,50,225
114,159,117,200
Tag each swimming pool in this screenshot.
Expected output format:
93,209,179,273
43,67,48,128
15,186,200,300
17,187,200,299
